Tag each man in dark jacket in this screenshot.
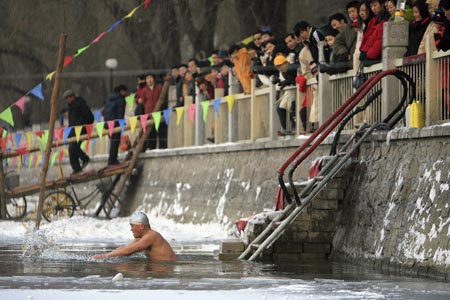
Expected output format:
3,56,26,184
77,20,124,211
103,85,127,166
63,89,94,175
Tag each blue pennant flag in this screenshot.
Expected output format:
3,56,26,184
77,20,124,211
118,119,126,135
30,83,44,100
93,110,102,123
22,155,27,168
15,132,22,147
214,98,221,116
163,109,170,125
63,127,72,143
107,20,124,32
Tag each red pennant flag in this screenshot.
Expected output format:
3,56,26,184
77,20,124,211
58,150,65,163
140,114,148,134
107,120,115,137
15,96,26,113
35,131,43,138
144,0,151,9
85,124,93,141
16,147,28,156
0,138,6,150
64,56,74,67
54,127,65,146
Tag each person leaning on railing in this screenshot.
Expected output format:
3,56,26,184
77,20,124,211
435,0,450,51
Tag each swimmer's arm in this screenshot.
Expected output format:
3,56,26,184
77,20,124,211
92,237,153,259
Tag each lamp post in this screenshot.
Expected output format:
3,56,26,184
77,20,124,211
105,58,118,94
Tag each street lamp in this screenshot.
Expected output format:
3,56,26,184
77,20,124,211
105,58,118,93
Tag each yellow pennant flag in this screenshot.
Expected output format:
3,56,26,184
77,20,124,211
226,95,236,113
176,107,184,126
35,153,42,169
26,132,33,150
123,7,139,19
75,126,83,142
46,71,56,81
129,116,138,134
240,35,253,45
95,122,104,139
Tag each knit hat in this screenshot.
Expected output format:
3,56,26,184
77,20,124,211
274,55,287,67
62,89,75,99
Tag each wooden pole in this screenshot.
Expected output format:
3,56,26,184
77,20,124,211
35,34,66,229
0,149,6,219
113,78,170,202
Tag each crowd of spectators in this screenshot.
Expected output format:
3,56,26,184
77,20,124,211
135,0,450,142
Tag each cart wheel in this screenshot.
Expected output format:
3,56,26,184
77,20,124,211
103,192,121,219
42,190,76,222
6,196,27,220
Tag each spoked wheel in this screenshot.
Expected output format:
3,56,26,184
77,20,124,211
42,190,76,222
6,196,27,220
95,192,121,219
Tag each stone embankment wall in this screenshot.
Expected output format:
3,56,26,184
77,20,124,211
332,127,450,279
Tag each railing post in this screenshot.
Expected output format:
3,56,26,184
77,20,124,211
318,72,332,126
268,79,278,141
228,89,238,143
381,21,408,119
425,35,439,126
195,97,205,146
0,153,6,219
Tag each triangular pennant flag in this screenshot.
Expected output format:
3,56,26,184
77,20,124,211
63,127,72,143
85,124,93,141
188,104,196,124
16,147,27,156
123,7,139,19
35,153,42,169
46,71,56,81
2,129,7,138
175,107,184,126
14,96,26,113
214,98,221,116
74,45,90,57
125,93,135,111
58,150,64,163
75,126,83,142
54,127,64,146
28,153,34,169
11,156,17,168
107,120,115,137
30,83,44,100
144,0,151,9
201,101,210,123
93,109,102,122
26,132,33,149
129,116,138,134
63,56,74,67
0,108,14,127
95,122,104,139
91,32,106,44
107,20,123,32
226,95,236,113
152,112,161,132
140,114,148,134
163,109,170,125
35,131,43,138
22,154,28,169
15,132,22,148
80,140,87,152
118,119,126,135
51,152,58,166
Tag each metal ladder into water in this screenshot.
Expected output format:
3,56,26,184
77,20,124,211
239,69,417,261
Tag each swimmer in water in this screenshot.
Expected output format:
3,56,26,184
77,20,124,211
92,212,176,262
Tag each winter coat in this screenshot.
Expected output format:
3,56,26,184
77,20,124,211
142,84,162,114
405,17,431,56
333,24,357,62
68,96,93,127
360,11,390,60
103,92,125,122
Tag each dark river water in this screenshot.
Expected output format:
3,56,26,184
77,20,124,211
1,241,450,300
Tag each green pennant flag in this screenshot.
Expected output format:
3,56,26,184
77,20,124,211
125,93,135,111
152,111,161,132
201,101,210,123
39,130,49,151
81,140,87,152
74,45,90,57
2,130,7,138
0,108,14,127
28,154,33,169
96,122,104,139
50,152,58,166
